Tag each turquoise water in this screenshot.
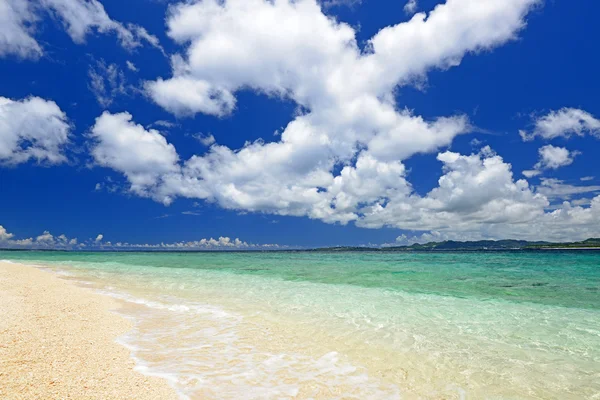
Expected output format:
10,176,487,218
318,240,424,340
2,250,600,399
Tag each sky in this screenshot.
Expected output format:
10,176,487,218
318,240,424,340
1,0,600,250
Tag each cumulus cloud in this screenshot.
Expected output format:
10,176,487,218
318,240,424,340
522,169,541,178
404,0,418,15
94,108,600,240
59,0,600,241
89,111,180,204
0,225,80,249
137,0,540,216
36,231,55,243
89,1,600,241
357,147,547,231
0,225,15,241
523,145,579,177
88,60,127,107
0,0,42,59
0,0,162,59
0,95,71,165
0,224,278,250
536,145,578,169
387,192,600,243
146,77,237,117
148,0,539,122
194,133,216,146
108,237,285,250
520,108,600,141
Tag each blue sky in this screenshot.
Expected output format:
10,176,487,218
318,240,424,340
1,0,600,249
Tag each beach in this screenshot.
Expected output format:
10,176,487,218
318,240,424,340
0,261,178,400
1,251,599,399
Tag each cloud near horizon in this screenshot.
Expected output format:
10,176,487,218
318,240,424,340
0,224,281,250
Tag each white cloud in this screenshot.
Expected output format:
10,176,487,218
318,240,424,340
0,95,71,165
83,0,600,241
525,196,600,242
0,225,80,249
90,111,180,204
523,145,579,177
520,108,600,141
194,133,216,146
12,238,34,246
522,169,541,178
0,225,279,250
404,0,418,15
181,211,201,216
137,0,540,216
0,0,42,59
149,0,538,124
151,120,177,129
0,225,15,241
36,231,55,243
581,176,594,182
41,0,134,45
126,61,138,72
94,108,600,240
0,0,163,59
88,60,127,107
388,194,600,243
470,138,483,147
536,145,578,169
109,236,285,250
535,178,600,201
93,0,600,241
127,24,165,54
321,0,362,8
357,147,548,233
146,76,237,117
40,0,163,49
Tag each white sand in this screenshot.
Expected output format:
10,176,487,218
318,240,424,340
0,261,179,400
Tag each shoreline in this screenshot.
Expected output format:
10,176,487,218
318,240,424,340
534,247,600,250
0,261,179,400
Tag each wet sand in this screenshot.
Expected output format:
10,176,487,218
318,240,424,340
0,261,178,400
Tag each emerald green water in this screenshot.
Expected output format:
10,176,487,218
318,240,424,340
2,250,600,399
3,250,599,309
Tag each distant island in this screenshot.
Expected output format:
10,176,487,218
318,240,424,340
2,238,600,252
314,238,600,252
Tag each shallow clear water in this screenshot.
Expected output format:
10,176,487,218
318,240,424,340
2,251,600,399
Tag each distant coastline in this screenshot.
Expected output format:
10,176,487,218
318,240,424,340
1,238,600,252
536,247,600,250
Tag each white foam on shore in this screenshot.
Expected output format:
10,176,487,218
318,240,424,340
97,286,402,399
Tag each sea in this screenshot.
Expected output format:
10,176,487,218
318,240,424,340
2,250,599,399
